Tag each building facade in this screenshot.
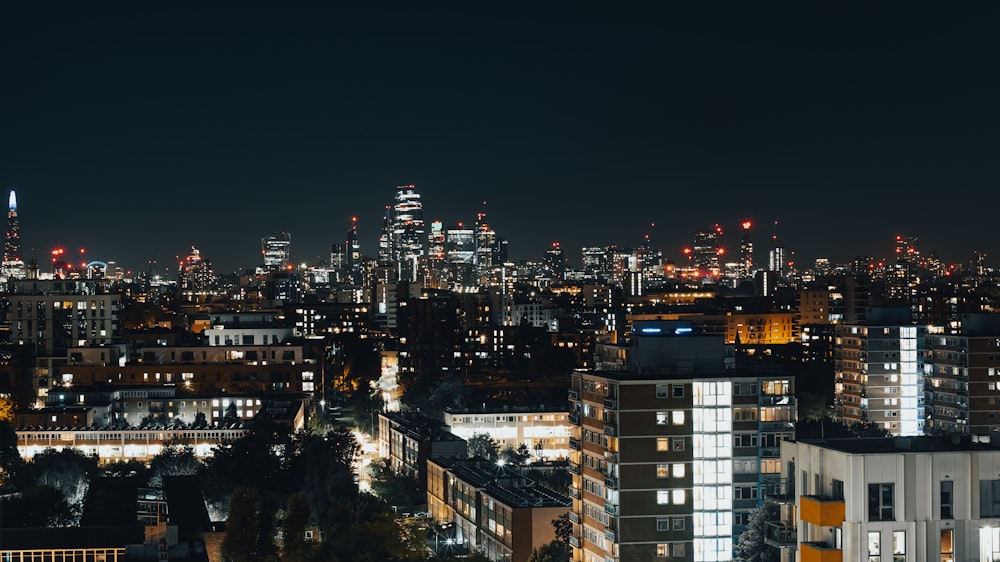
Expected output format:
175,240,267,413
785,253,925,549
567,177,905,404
771,437,1000,562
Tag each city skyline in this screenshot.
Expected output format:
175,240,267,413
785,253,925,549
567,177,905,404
3,4,1000,272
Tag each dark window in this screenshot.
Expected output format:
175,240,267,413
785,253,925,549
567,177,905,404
868,483,894,521
941,480,953,519
981,480,1000,517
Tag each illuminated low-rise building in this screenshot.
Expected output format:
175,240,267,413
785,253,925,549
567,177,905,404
426,456,571,562
444,407,572,462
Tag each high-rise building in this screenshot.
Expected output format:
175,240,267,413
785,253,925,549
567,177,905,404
474,212,498,285
346,216,362,284
261,232,291,271
738,220,754,280
391,184,427,281
445,223,475,265
834,321,926,436
769,220,786,280
923,316,1000,441
691,225,724,282
2,189,26,280
543,242,566,281
569,320,796,561
177,246,216,303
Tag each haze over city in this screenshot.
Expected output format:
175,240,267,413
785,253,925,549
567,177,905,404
4,4,1000,272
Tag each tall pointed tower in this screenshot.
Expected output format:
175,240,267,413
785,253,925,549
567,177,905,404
2,190,26,280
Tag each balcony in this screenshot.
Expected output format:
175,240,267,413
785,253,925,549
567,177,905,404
800,495,845,527
569,537,580,548
569,413,580,425
760,394,792,406
604,398,617,410
568,512,581,524
568,488,581,499
569,438,581,450
604,451,619,463
604,528,616,542
604,424,618,436
763,479,794,503
800,541,842,562
569,389,579,401
604,503,618,515
764,522,797,548
604,475,619,489
568,464,581,475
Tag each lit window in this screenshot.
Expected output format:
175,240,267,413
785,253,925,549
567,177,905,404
656,544,668,557
657,438,669,451
673,464,685,478
672,490,685,505
892,531,905,560
656,412,668,425
868,531,880,560
940,529,953,562
672,411,685,425
656,464,669,478
657,491,670,504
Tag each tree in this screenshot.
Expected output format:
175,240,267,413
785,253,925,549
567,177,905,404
527,541,570,562
0,420,23,486
552,512,572,546
21,448,96,522
193,411,208,428
467,433,499,461
499,444,529,466
0,484,74,527
202,420,294,517
223,402,240,426
281,493,313,562
149,443,201,487
734,501,780,562
368,459,423,508
0,395,14,423
286,428,360,522
221,487,260,562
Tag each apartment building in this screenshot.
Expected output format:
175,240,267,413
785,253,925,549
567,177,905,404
570,320,796,562
771,436,1000,562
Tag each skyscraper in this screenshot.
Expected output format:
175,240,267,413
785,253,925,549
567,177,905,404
738,220,754,280
261,232,291,271
389,185,427,281
346,217,362,284
2,189,26,280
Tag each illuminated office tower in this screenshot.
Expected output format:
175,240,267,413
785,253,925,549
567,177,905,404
378,205,393,264
544,242,566,280
346,217,362,284
177,246,216,303
738,220,754,279
581,247,607,278
428,220,445,260
2,189,26,280
390,185,426,281
261,232,291,271
474,212,498,285
445,223,475,264
691,225,724,282
768,221,786,280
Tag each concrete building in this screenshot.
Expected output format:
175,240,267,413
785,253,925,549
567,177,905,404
834,323,926,436
427,456,571,562
378,412,468,486
771,436,1000,562
444,407,572,461
569,320,796,562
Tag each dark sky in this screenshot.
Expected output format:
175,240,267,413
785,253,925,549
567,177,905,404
2,3,1000,273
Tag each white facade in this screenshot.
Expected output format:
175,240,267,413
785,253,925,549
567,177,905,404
444,409,571,461
778,438,1000,562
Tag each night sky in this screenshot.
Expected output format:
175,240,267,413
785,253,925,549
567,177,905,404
2,3,1000,273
